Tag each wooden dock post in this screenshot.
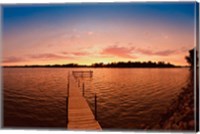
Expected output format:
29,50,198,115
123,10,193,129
67,83,69,96
68,71,70,82
67,76,70,96
90,70,92,77
78,79,80,87
82,83,85,96
94,94,97,120
68,71,70,95
66,96,69,125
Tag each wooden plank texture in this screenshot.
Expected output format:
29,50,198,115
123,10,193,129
67,75,101,130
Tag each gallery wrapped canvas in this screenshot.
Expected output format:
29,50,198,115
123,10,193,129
0,1,199,132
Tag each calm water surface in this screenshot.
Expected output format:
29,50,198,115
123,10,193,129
3,68,190,129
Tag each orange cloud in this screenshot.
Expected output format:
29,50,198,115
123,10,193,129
101,45,136,59
72,52,89,56
87,31,94,35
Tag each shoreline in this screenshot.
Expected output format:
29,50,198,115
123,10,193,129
150,81,195,131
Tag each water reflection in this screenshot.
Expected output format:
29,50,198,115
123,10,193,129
3,68,190,129
151,68,195,130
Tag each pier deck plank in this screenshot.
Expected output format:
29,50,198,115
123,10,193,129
67,75,101,130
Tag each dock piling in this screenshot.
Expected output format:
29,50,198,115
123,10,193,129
68,76,70,96
67,83,69,96
66,96,69,125
82,83,85,96
78,79,80,87
94,94,97,120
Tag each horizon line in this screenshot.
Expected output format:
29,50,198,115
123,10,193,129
1,60,189,68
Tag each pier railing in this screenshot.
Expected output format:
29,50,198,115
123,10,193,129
80,82,98,120
72,70,93,78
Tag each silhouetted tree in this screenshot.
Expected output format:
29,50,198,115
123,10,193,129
185,48,198,68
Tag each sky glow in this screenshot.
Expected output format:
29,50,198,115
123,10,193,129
2,2,197,66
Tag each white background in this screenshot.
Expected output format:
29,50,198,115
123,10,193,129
0,0,199,134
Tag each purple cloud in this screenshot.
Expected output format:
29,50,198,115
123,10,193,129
61,51,89,56
137,48,154,55
137,48,176,56
3,57,27,63
29,53,75,60
154,50,176,56
72,52,89,56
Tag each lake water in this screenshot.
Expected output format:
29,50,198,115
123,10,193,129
3,68,191,130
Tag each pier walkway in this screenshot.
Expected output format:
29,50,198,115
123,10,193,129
67,71,101,130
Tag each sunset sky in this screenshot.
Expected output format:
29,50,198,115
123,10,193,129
2,2,197,66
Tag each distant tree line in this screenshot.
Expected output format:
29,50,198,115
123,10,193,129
3,61,181,68
4,63,86,68
91,61,177,68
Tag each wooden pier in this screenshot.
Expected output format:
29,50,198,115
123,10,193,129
67,71,101,130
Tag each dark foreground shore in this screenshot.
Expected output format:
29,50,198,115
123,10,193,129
151,82,195,131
